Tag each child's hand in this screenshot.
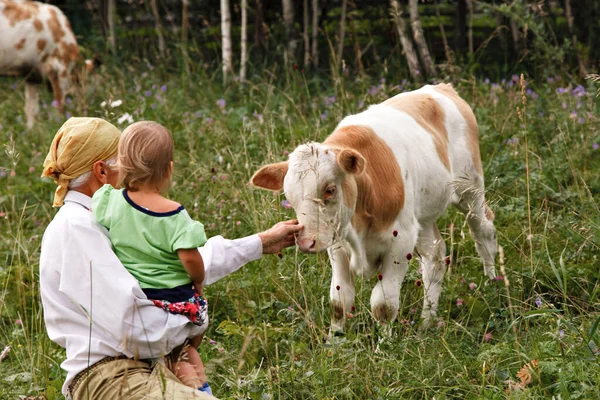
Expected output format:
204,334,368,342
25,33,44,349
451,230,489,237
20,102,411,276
193,282,204,297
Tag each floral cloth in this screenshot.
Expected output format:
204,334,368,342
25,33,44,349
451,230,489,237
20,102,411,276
151,293,208,326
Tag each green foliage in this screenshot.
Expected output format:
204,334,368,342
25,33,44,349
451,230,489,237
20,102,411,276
0,61,599,399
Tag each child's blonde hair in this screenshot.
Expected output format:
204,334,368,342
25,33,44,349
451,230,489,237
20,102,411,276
118,121,174,192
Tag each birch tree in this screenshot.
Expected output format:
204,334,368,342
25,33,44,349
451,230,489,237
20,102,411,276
391,0,420,80
408,0,435,77
336,0,347,67
282,0,297,55
303,0,310,67
240,0,248,81
311,0,319,67
182,0,190,73
221,0,233,84
150,0,166,58
107,0,116,54
564,0,587,76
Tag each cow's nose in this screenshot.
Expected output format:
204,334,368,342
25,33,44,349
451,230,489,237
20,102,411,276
298,237,317,253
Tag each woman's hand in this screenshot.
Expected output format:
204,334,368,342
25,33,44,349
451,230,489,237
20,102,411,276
258,219,303,254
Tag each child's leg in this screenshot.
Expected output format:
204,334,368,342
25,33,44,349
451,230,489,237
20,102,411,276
187,335,207,384
169,341,202,389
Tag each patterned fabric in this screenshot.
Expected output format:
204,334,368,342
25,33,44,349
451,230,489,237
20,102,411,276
151,293,208,326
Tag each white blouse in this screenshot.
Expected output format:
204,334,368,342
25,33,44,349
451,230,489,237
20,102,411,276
39,190,262,395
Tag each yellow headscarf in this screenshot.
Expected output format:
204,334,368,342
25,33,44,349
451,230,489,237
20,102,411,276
42,117,121,207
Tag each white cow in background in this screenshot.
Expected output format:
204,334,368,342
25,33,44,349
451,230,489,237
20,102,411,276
252,83,498,332
0,0,91,128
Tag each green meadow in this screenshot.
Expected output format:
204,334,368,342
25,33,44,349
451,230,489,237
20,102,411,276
0,61,599,399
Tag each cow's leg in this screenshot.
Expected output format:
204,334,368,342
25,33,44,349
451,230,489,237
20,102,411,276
370,222,418,326
329,245,354,333
417,223,447,328
453,186,497,279
25,83,40,129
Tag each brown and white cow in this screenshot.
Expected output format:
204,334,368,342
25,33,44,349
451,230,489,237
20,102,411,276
252,84,497,332
0,0,88,128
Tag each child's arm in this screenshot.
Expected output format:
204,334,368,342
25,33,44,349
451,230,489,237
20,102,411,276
177,249,205,295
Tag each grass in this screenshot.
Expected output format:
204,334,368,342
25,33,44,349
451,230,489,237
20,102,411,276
0,61,599,399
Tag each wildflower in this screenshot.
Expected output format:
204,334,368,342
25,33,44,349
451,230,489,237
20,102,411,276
29,167,34,173
437,320,445,328
558,329,565,339
144,90,152,97
51,99,58,108
378,274,383,281
410,308,416,314
469,282,477,290
456,298,463,307
66,112,72,119
10,83,17,90
117,113,134,124
281,200,292,209
547,77,554,83
368,85,379,96
561,102,567,109
484,78,490,84
593,143,599,150
415,279,422,287
320,111,328,121
556,87,567,94
484,332,493,342
209,339,216,345
283,150,290,156
205,117,213,124
535,297,542,308
570,111,578,118
358,100,364,109
10,171,16,177
160,85,167,92
578,117,585,124
236,221,241,226
151,103,157,110
218,347,225,353
15,319,22,325
527,234,533,241
511,74,519,83
495,275,503,282
0,212,5,217
216,98,226,109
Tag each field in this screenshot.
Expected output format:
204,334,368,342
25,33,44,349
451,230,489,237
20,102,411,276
0,62,599,399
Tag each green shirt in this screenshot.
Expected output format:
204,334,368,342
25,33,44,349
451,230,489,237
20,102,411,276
92,184,207,289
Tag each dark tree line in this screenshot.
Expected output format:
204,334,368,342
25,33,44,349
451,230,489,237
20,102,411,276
52,0,599,81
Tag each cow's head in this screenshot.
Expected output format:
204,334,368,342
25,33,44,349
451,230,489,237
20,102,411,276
252,143,366,253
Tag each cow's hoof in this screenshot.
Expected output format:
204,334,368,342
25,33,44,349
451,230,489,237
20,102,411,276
323,330,346,346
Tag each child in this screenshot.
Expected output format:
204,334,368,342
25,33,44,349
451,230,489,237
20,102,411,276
92,121,212,395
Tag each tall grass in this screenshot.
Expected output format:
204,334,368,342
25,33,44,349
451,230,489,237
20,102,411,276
0,62,599,399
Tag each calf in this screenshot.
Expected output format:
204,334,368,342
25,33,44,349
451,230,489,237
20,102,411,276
0,0,87,128
252,84,497,332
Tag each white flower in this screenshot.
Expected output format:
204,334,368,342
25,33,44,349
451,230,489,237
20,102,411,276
101,99,123,108
117,113,134,125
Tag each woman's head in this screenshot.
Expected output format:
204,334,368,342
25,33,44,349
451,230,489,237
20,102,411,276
118,121,174,192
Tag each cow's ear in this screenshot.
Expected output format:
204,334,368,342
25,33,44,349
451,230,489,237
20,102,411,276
250,162,289,191
337,149,366,175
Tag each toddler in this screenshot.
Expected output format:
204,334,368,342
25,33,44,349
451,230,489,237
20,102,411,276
92,121,212,395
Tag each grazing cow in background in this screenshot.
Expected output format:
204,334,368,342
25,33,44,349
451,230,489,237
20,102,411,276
252,83,497,332
0,0,89,128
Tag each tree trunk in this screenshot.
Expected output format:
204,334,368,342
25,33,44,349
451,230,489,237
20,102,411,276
107,0,116,54
409,0,435,77
282,0,297,56
335,0,347,67
390,0,421,80
510,18,521,53
434,0,454,65
255,0,265,48
303,0,310,67
150,0,166,58
240,0,248,81
182,0,190,73
350,17,363,74
466,0,473,55
311,0,319,67
456,0,466,55
221,0,233,84
564,0,587,77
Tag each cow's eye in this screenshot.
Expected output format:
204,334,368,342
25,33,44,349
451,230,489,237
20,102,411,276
324,185,337,201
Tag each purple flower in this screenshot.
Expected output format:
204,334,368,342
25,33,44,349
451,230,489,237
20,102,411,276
531,92,539,100
160,85,167,92
511,74,519,83
456,298,463,307
558,330,565,339
325,96,336,106
205,117,213,124
535,297,542,307
578,117,585,124
547,77,554,83
66,112,72,119
209,339,216,345
358,100,364,109
252,111,264,123
193,111,202,118
495,275,503,282
380,77,386,84
556,87,567,94
216,98,226,108
368,85,379,96
484,78,490,84
484,332,493,342
11,83,17,90
51,99,58,108
320,111,328,121
469,282,477,290
281,200,292,209
151,103,157,110
592,143,599,150
561,102,567,109
144,90,152,97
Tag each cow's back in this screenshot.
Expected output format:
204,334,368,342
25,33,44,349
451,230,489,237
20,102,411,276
0,1,78,76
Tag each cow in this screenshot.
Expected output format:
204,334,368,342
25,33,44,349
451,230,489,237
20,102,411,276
0,0,90,129
251,84,498,333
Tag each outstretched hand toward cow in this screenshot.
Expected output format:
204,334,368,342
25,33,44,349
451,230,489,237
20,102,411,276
258,219,303,254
